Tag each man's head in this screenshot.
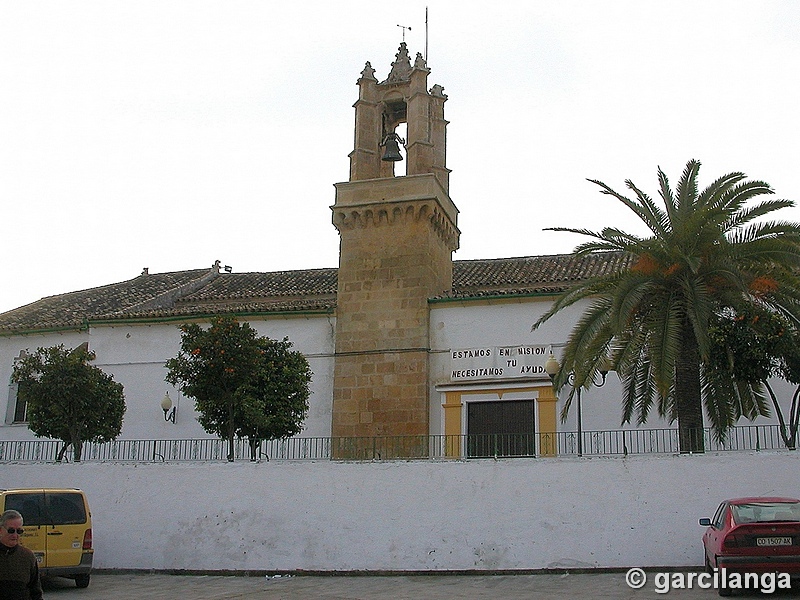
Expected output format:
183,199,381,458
0,509,24,548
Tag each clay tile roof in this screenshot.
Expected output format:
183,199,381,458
447,251,632,298
0,252,629,334
0,269,213,332
180,269,337,302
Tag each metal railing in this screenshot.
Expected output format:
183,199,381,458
0,425,793,463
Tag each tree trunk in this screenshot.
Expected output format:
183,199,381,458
675,325,705,453
56,441,71,462
227,396,235,462
249,438,259,462
788,385,800,451
73,440,83,463
765,382,794,450
69,426,83,462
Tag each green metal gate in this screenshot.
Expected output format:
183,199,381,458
467,399,536,457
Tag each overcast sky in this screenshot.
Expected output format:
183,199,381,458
2,1,799,313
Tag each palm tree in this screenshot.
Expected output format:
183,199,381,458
533,160,800,452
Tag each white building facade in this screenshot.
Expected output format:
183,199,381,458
0,44,790,458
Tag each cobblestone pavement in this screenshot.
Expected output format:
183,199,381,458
41,572,800,599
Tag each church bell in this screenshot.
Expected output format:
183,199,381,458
380,133,404,162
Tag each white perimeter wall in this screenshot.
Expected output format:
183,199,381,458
3,451,797,572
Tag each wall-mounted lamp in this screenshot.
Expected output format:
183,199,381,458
160,392,176,424
545,353,560,380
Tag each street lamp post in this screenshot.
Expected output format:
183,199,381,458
545,354,611,456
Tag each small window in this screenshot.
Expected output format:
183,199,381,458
5,382,28,424
13,383,28,423
7,351,31,424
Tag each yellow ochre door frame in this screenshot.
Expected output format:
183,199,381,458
441,384,558,457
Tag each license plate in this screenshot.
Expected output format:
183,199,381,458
757,537,793,546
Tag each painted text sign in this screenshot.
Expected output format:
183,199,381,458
450,345,550,382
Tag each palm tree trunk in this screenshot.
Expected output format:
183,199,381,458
675,326,705,453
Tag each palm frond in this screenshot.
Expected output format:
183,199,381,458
559,299,615,385
675,159,701,212
657,167,678,225
642,291,683,397
696,171,747,209
725,199,793,231
532,271,629,331
626,179,670,239
716,180,775,215
532,281,603,330
588,178,666,237
544,226,604,237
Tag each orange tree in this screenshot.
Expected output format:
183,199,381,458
165,316,311,461
534,160,800,452
708,307,800,449
11,343,125,462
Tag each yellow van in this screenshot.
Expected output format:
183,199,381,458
0,488,93,588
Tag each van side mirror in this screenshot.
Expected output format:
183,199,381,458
698,518,711,527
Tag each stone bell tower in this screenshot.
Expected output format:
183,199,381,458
331,44,460,449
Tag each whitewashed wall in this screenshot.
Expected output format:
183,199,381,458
429,298,796,435
429,298,666,434
0,315,335,441
2,295,795,445
2,451,797,572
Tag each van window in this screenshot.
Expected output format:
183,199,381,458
5,492,45,525
4,492,86,525
46,493,87,524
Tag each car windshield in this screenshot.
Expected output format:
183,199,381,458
732,502,800,524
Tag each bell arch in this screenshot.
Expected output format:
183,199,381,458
347,43,450,192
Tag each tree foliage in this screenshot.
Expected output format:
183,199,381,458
165,316,312,461
533,160,800,451
708,307,800,449
11,343,126,462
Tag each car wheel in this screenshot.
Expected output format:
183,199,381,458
74,574,90,588
713,557,731,596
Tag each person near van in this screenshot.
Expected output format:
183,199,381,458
0,509,43,600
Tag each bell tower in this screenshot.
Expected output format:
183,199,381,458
331,44,459,453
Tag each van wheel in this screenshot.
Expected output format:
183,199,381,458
74,574,90,588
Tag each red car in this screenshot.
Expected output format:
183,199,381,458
700,497,800,595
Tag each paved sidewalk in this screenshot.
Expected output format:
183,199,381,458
41,572,799,599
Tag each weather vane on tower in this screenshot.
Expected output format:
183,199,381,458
395,6,430,61
396,23,411,42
